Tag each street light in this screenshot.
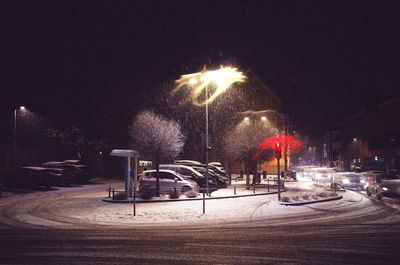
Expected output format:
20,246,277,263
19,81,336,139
13,106,27,169
175,66,246,198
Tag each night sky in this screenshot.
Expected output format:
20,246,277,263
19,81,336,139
3,0,400,142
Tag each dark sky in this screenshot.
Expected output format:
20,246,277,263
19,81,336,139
2,0,400,141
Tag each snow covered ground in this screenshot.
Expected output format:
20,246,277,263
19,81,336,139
1,178,399,229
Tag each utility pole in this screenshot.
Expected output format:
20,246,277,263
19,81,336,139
283,113,288,179
275,142,282,201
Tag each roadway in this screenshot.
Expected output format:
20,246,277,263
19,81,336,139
0,180,399,264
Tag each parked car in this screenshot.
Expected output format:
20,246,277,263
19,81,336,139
334,172,366,190
173,160,202,166
139,169,196,193
3,166,57,189
192,166,228,188
159,164,217,189
365,173,400,200
43,167,75,186
42,161,89,184
173,160,230,185
191,164,230,182
209,162,227,174
63,160,81,164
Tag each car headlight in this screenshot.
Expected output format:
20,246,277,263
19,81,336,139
382,187,388,191
360,179,366,184
316,173,321,179
342,178,350,184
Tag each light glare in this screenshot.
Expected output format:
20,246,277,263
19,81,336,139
174,66,247,106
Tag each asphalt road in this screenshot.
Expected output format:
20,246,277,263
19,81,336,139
1,222,399,264
0,182,400,264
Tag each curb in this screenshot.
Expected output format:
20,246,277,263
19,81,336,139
103,189,286,204
280,195,343,206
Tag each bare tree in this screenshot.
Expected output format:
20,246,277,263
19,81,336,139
129,111,185,195
47,126,108,160
224,121,278,185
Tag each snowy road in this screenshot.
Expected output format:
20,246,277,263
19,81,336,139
0,180,399,228
1,180,400,264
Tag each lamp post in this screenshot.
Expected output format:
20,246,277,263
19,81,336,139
275,142,282,201
205,85,210,196
188,77,210,196
175,66,246,203
13,106,26,170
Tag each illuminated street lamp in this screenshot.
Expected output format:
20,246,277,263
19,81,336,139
175,66,246,200
13,106,27,169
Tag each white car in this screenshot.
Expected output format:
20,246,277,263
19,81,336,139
309,167,335,186
139,169,195,193
366,173,400,200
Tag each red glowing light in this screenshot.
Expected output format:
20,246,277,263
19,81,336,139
253,135,304,160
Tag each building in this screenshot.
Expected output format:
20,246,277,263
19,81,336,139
325,98,400,172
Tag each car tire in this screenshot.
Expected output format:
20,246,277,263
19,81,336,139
367,189,371,196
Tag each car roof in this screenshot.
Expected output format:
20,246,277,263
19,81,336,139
173,160,202,165
21,166,48,171
160,164,203,175
43,161,65,166
143,169,178,174
209,162,223,166
160,164,192,169
63,160,81,164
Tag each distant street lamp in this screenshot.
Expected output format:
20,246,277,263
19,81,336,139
13,106,27,169
175,66,246,201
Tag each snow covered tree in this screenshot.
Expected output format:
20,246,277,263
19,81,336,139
129,111,185,195
224,120,278,185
